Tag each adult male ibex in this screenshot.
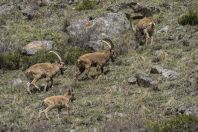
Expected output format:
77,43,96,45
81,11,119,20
39,89,75,120
24,51,65,94
75,38,115,80
133,17,156,46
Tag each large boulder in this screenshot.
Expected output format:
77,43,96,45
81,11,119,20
66,12,131,50
21,41,53,55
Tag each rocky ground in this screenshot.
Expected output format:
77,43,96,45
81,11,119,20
0,0,198,131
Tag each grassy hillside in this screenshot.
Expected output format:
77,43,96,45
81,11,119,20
0,0,198,131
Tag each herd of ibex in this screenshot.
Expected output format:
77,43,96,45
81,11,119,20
23,17,155,120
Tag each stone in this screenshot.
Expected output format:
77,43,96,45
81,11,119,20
37,0,51,6
177,106,198,118
21,41,53,55
162,69,178,80
157,25,169,33
11,78,23,86
128,76,137,84
135,73,158,88
66,12,131,50
106,1,160,17
22,5,38,20
150,65,179,80
115,112,127,118
150,65,164,74
0,4,14,15
107,1,138,13
164,107,175,116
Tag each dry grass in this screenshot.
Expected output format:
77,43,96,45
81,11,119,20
0,0,198,131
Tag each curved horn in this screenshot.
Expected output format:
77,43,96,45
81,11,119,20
49,51,62,62
102,38,114,50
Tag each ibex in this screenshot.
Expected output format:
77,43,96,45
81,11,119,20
132,17,156,46
75,38,115,80
24,51,65,94
39,89,75,120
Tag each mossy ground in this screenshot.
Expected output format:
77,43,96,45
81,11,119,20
0,0,198,131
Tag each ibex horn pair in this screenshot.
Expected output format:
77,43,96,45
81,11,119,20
100,38,114,50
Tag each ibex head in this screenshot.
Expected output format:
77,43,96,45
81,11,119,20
64,89,75,102
49,51,65,75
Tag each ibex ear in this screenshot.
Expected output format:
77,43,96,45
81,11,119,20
68,89,71,95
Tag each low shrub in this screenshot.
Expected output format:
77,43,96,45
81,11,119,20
62,19,70,32
20,50,58,70
0,48,92,70
146,115,198,132
0,51,21,70
64,47,92,65
75,0,97,11
178,10,198,25
0,50,59,70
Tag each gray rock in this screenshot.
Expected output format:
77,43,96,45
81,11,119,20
150,65,164,74
177,106,198,118
176,26,187,32
162,69,178,80
70,129,75,132
37,0,51,6
0,4,14,15
0,121,9,132
115,112,127,118
128,76,137,84
136,74,158,88
151,65,178,80
107,1,138,13
164,107,175,116
106,114,112,119
157,25,169,33
66,0,79,5
11,78,23,86
107,1,160,17
66,12,131,50
22,41,53,55
22,5,38,20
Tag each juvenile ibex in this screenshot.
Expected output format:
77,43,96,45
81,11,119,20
39,89,75,120
75,38,115,80
132,17,156,46
24,51,64,94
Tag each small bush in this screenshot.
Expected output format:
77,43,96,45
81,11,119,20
0,50,59,70
0,51,21,70
62,19,70,32
178,10,198,25
75,0,96,11
20,50,58,70
146,115,198,132
64,47,91,65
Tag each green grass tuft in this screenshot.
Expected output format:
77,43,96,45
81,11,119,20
64,47,92,65
178,10,198,25
75,0,97,11
146,115,198,132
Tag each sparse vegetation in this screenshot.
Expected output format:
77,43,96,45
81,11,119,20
147,115,198,132
75,0,97,11
178,10,198,25
64,47,91,65
0,50,58,70
0,51,21,70
0,0,198,131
